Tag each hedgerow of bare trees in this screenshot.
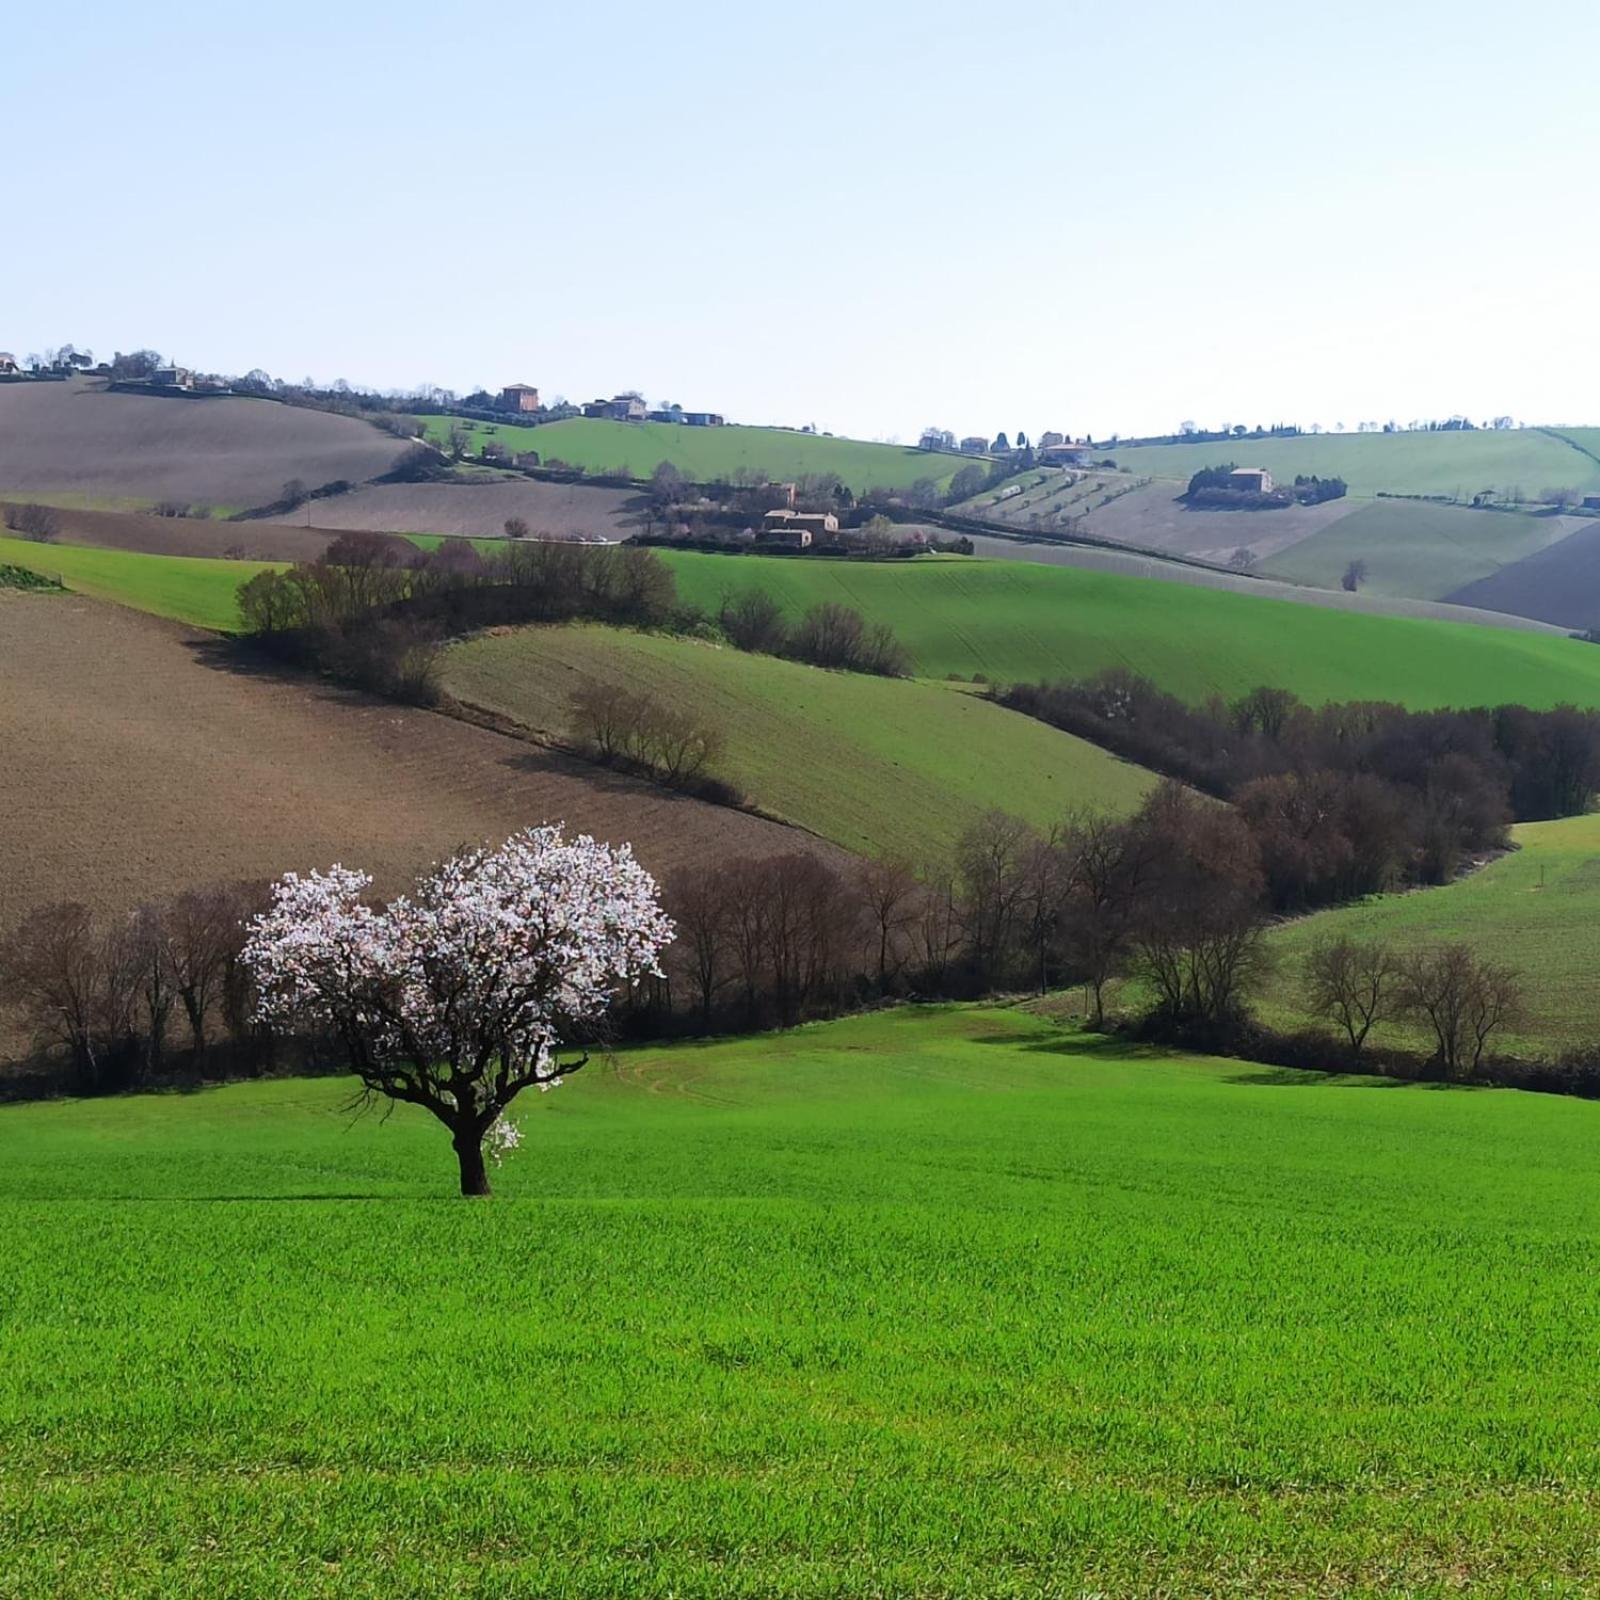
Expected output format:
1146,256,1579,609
567,683,732,799
3,502,61,541
0,884,271,1094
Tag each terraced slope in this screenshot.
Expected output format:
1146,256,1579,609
444,624,1158,858
0,378,403,508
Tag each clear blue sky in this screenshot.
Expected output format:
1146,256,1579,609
6,0,1597,441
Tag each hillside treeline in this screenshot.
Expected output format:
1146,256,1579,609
3,781,1591,1103
999,672,1600,908
237,533,909,702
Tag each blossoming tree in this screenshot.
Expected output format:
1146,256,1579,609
242,826,674,1195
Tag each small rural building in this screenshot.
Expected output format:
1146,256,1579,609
499,383,541,413
1228,467,1274,493
762,508,838,541
152,366,195,389
1039,443,1087,465
0,352,17,374
959,436,989,454
583,395,648,422
682,411,725,427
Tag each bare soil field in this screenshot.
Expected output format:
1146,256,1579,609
0,379,403,508
263,478,643,540
1445,519,1600,630
0,593,841,943
1,503,335,562
1077,478,1361,562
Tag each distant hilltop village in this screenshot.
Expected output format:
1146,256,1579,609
493,386,725,428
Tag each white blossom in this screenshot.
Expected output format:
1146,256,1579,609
240,826,673,1191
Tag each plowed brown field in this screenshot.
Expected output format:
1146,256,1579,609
0,593,840,940
0,379,403,508
264,478,641,540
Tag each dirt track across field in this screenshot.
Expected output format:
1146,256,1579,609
0,593,841,939
0,379,403,508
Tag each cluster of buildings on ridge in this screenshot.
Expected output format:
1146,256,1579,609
496,385,724,428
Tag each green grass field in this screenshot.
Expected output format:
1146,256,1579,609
1263,812,1600,1056
660,550,1600,707
443,624,1157,858
1264,499,1576,600
6,1004,1600,1596
415,416,974,493
0,534,277,631
1107,429,1600,500
20,530,1600,709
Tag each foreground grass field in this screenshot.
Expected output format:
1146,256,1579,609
661,550,1600,706
6,1005,1600,1597
1106,427,1600,500
415,415,974,493
443,624,1157,857
1264,812,1600,1056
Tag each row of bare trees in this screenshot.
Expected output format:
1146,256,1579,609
567,683,733,800
640,785,1271,1036
0,885,272,1094
1304,937,1522,1076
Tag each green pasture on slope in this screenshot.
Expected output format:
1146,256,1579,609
1105,428,1600,500
18,531,1600,712
1263,812,1600,1056
1264,499,1576,600
5,1005,1600,1596
443,624,1157,859
0,534,277,631
414,415,974,493
659,549,1600,707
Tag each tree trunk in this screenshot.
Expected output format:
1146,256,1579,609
454,1127,491,1197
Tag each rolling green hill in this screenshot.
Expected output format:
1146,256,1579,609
0,533,278,631
659,550,1600,708
415,415,974,493
15,532,1600,711
1106,428,1600,500
443,624,1157,858
1263,812,1600,1056
7,1004,1600,1594
1262,499,1577,600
